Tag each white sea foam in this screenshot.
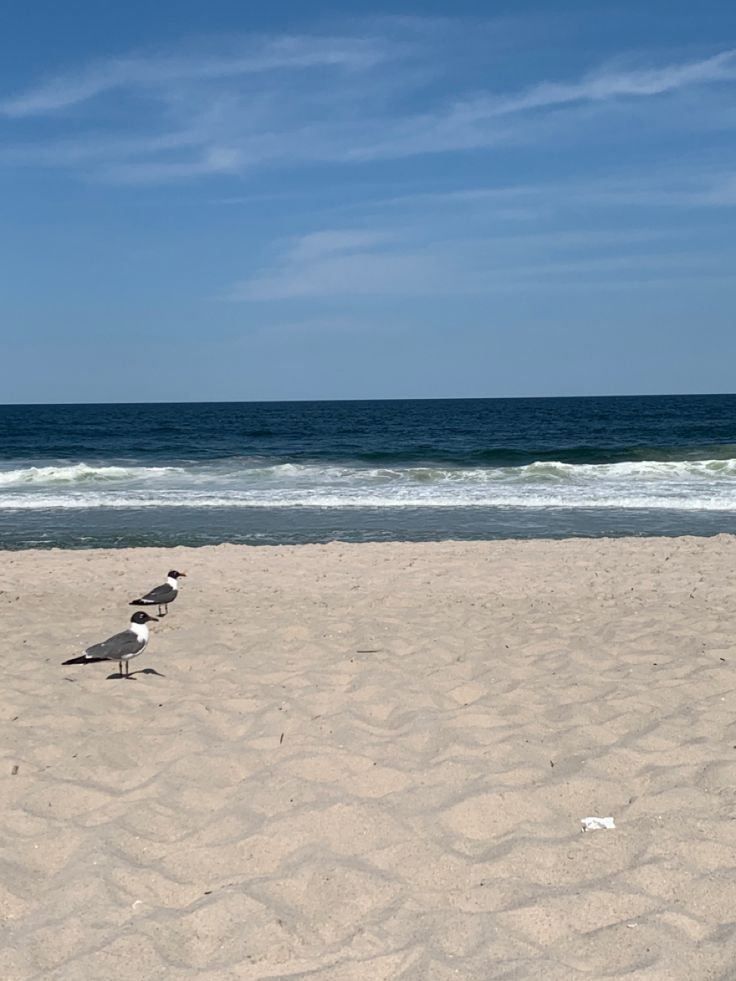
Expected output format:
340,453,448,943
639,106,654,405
0,495,731,510
1,458,736,511
0,463,182,486
219,459,736,483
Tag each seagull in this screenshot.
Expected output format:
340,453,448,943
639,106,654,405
130,570,186,616
62,611,158,679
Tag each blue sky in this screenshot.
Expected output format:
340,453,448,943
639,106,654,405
2,0,735,402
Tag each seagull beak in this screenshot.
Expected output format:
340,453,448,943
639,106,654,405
179,572,187,577
149,616,159,622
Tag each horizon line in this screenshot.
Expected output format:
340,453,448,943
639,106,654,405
1,391,734,408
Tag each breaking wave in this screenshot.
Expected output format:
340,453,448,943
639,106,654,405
1,456,736,511
0,463,182,486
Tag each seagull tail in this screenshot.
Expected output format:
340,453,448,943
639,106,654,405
62,654,106,665
129,598,152,606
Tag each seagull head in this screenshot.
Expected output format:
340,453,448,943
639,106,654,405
131,611,159,624
168,570,186,579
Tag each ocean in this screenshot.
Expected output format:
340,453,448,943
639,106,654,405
1,395,736,549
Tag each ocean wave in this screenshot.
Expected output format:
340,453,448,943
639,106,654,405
214,458,736,483
504,458,736,481
1,456,736,511
355,443,736,467
205,458,736,483
0,463,183,486
3,457,736,487
0,492,734,511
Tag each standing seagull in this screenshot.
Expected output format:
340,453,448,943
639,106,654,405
130,570,186,616
62,611,158,679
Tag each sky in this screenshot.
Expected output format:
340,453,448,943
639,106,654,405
1,0,735,402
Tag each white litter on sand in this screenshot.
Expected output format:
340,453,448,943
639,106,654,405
581,816,616,831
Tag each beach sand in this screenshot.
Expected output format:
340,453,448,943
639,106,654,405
3,536,736,979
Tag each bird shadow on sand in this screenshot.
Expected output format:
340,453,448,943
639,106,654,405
106,668,166,680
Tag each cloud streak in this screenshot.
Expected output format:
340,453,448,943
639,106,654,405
338,169,736,218
0,35,389,117
228,223,733,302
0,27,734,183
490,49,736,114
344,50,736,161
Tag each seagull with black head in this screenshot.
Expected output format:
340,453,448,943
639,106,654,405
62,611,158,679
130,569,186,617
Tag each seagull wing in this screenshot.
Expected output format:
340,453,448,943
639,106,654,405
138,583,175,604
85,629,143,661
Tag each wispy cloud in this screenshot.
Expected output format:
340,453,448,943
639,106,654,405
0,26,734,183
488,50,736,114
228,230,438,300
344,50,736,161
339,168,736,218
0,35,389,117
228,223,731,301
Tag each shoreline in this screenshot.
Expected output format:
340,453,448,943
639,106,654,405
1,527,736,554
0,508,736,554
4,535,736,978
2,528,735,546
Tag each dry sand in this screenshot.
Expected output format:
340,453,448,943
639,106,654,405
3,536,736,979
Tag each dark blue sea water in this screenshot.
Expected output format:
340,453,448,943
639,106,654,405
1,395,736,548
